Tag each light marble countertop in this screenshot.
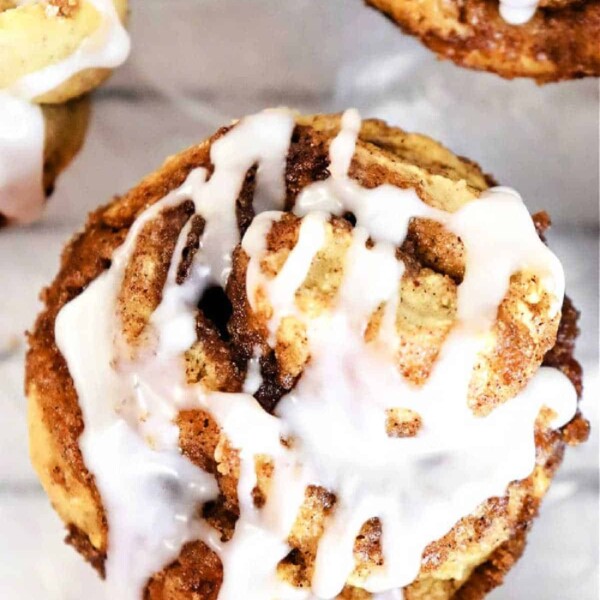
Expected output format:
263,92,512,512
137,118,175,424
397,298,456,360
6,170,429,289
0,1,597,598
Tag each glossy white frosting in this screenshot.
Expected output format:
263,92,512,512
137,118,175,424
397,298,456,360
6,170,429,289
0,0,130,224
0,93,45,223
499,0,539,24
55,108,577,599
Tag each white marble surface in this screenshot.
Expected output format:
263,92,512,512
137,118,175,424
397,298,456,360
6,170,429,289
0,1,597,598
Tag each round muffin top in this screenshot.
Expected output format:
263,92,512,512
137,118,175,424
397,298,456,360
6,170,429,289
27,110,587,600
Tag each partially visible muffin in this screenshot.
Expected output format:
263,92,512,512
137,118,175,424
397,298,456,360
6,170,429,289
367,0,600,82
0,0,129,225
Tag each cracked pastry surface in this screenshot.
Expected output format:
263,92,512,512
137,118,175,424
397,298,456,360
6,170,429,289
26,111,587,599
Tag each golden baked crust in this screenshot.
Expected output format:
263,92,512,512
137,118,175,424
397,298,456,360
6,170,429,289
42,95,91,193
0,0,128,103
367,0,600,82
26,114,587,599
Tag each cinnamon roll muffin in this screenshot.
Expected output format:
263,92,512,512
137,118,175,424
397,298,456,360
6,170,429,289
0,0,130,225
367,0,600,82
26,110,588,599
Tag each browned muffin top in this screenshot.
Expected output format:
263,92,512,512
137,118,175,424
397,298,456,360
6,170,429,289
26,111,587,600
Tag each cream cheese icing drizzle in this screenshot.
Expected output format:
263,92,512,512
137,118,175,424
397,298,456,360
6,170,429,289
0,0,130,223
55,108,577,599
0,93,45,223
499,0,539,24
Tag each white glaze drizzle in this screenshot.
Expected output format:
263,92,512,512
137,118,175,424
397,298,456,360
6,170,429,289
0,93,45,223
55,108,577,599
56,110,301,598
243,347,265,395
0,0,130,223
499,0,539,25
56,182,218,595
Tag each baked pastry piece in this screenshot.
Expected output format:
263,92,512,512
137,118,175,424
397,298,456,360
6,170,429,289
27,109,588,599
41,99,91,196
0,0,129,225
367,0,600,82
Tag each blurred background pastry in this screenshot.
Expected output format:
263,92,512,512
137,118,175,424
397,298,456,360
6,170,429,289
0,0,129,225
367,0,600,82
26,109,587,599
